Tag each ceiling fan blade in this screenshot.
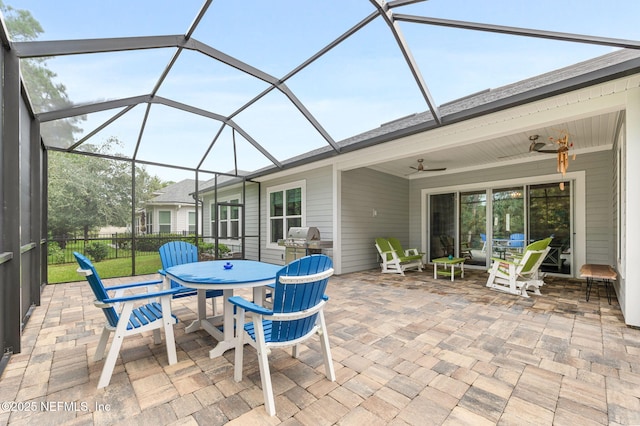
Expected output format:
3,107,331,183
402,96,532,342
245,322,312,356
535,149,560,154
498,152,527,159
529,141,546,151
423,167,447,172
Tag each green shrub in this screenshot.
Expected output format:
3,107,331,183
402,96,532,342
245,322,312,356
217,243,230,257
199,242,230,256
47,242,65,264
85,241,109,262
135,234,196,252
199,242,215,254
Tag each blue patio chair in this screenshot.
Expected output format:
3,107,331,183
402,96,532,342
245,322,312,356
508,233,526,249
73,252,178,389
159,241,224,315
229,254,335,416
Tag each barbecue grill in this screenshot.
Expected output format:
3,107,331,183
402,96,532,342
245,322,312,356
278,226,333,263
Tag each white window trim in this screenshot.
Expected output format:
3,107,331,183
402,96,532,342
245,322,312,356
188,211,196,233
617,123,626,277
266,180,306,249
158,210,172,233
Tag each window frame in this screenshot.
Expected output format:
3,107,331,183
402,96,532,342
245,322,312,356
266,180,306,249
188,211,196,233
158,210,171,233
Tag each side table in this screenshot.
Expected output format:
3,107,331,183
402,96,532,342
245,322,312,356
580,264,616,304
432,257,465,282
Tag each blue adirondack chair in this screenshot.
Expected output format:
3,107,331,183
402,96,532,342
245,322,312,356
159,241,224,315
73,252,178,389
229,254,335,416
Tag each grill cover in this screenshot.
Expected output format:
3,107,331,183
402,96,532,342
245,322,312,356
286,226,320,242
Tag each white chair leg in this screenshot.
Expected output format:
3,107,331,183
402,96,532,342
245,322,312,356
98,334,123,389
486,263,499,288
234,309,246,382
161,297,177,365
257,345,275,416
254,318,276,416
98,302,133,389
94,327,111,362
318,312,335,381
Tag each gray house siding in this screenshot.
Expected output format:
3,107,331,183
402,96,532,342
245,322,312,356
259,166,334,266
200,182,260,260
341,168,410,274
584,152,615,265
243,182,260,261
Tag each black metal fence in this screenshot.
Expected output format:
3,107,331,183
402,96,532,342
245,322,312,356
47,232,209,264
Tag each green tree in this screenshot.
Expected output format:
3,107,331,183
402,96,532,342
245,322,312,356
48,139,132,241
48,137,166,242
2,1,84,144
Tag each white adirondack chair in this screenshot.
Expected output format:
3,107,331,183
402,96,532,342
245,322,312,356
486,237,552,297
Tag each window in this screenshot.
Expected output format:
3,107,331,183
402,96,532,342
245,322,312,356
146,210,153,233
267,181,305,246
159,211,171,233
211,197,242,239
188,211,196,233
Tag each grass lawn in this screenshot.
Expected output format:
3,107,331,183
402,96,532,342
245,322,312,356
48,254,163,283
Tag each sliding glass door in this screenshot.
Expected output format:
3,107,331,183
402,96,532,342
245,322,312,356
492,187,525,258
429,193,456,260
529,182,572,273
460,191,486,266
428,180,572,274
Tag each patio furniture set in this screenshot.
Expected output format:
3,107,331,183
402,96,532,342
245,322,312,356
73,243,335,417
71,236,616,417
375,236,614,301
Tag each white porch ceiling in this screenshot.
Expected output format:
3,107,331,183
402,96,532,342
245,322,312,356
368,111,621,178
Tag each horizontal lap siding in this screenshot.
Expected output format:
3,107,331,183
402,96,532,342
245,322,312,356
244,183,260,261
200,183,260,261
341,168,409,274
260,166,333,266
583,151,615,264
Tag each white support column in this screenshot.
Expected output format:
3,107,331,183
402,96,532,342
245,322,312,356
624,87,640,327
332,164,342,275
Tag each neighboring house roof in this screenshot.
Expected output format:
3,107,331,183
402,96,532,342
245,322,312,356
146,179,204,205
197,171,252,194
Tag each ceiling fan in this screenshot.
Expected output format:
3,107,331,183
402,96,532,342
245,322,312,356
527,134,565,153
499,133,572,158
407,158,446,175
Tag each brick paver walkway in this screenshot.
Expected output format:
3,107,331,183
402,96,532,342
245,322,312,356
1,268,639,425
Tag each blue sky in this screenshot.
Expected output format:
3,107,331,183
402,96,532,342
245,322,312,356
7,0,640,182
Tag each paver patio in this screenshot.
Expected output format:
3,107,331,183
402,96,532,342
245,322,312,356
1,267,639,425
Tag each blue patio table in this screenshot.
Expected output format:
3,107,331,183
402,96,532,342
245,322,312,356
165,260,281,359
